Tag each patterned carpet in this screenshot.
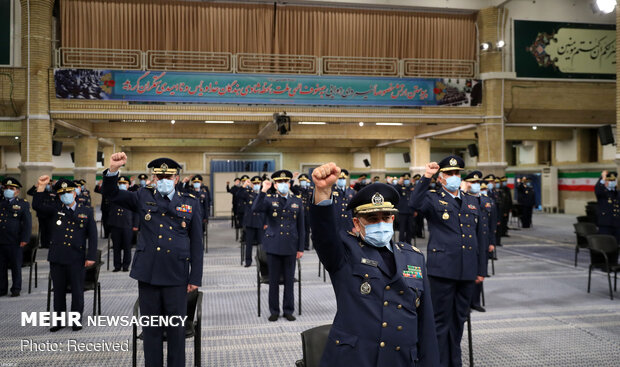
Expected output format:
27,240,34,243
0,213,619,366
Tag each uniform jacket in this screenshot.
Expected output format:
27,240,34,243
32,193,97,265
76,193,91,207
594,181,620,227
251,191,305,255
516,184,536,207
473,194,497,277
179,183,212,219
396,184,415,215
107,201,139,229
310,203,439,367
237,188,265,229
103,171,203,286
409,177,484,281
0,197,32,246
332,185,355,231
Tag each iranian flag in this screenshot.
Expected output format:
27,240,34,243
558,172,600,192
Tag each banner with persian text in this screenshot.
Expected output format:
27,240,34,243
514,20,615,79
54,69,481,107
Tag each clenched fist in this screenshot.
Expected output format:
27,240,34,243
424,162,439,179
109,152,127,173
261,180,272,193
36,175,51,192
312,162,340,203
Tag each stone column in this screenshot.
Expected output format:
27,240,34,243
616,7,620,172
369,147,386,180
477,7,507,176
409,138,430,176
74,136,98,207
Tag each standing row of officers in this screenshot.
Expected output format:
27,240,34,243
0,151,543,367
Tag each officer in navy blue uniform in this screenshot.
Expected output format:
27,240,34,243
179,174,212,224
483,175,502,247
33,177,97,331
595,171,620,243
332,169,356,231
27,180,57,247
130,173,150,192
296,174,313,250
108,176,139,272
353,173,369,192
73,179,91,207
516,176,536,228
227,177,241,225
396,173,415,244
237,176,265,267
409,156,485,367
103,153,203,367
463,171,496,313
310,162,439,367
94,180,111,238
251,170,305,321
498,176,512,238
412,174,425,239
0,178,32,297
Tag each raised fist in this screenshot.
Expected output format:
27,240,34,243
109,152,127,172
37,175,51,192
182,176,190,184
261,180,272,193
312,162,340,191
425,162,439,178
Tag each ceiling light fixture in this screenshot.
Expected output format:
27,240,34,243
376,122,403,126
359,122,364,126
204,120,234,124
298,121,326,125
480,42,491,51
595,0,616,13
171,120,176,125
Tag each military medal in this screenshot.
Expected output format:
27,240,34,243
145,213,152,221
13,213,18,217
56,220,62,226
442,212,449,220
360,282,371,295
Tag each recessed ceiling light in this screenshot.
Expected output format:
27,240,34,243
171,120,176,124
532,126,538,130
204,120,234,124
359,122,364,126
596,0,616,13
298,121,326,125
376,122,403,126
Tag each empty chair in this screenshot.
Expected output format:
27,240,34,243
256,247,302,317
295,324,331,367
21,234,39,294
573,222,598,267
576,216,595,223
586,234,620,300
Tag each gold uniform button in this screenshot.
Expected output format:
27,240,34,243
399,290,404,295
397,304,402,309
160,224,163,228
364,274,369,278
335,340,340,344
380,342,385,348
158,235,163,239
166,249,170,253
169,238,172,241
383,301,388,307
397,326,403,331
395,346,401,351
462,234,465,238
382,322,387,328
385,285,391,290
169,226,173,230
156,247,161,251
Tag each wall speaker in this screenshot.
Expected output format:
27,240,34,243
70,152,75,163
52,140,63,156
598,125,615,146
467,144,479,157
363,158,371,167
97,151,104,164
403,152,411,163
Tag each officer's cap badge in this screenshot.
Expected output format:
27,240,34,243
449,158,457,166
61,182,68,189
160,163,168,171
280,172,286,178
7,180,12,185
371,193,384,206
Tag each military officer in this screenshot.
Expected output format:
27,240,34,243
227,177,242,228
333,169,356,231
251,170,304,321
180,174,212,223
372,175,380,183
396,173,415,244
463,171,496,313
94,180,111,238
130,173,150,191
0,178,32,297
412,174,425,239
108,176,139,272
297,173,313,250
33,177,97,331
483,175,502,247
516,176,536,228
27,179,57,247
499,176,512,237
409,156,485,367
353,173,369,192
594,171,620,243
310,162,439,367
237,176,265,266
103,153,203,367
74,179,91,207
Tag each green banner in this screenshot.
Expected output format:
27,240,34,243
514,20,615,80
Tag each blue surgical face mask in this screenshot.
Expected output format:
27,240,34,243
118,184,128,191
60,192,74,205
470,183,481,194
193,182,201,190
157,179,175,195
140,180,146,187
480,190,488,196
253,184,261,191
75,187,81,196
362,221,394,248
3,189,15,199
608,181,617,190
300,181,309,188
364,179,370,184
276,182,289,195
487,183,494,190
404,179,411,186
444,175,461,192
337,179,346,188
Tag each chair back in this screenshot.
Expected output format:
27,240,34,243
22,234,39,266
574,222,597,247
84,250,102,290
586,234,619,268
257,247,269,279
185,290,202,335
300,324,331,367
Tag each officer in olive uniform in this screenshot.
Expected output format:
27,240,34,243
333,169,356,231
409,156,485,367
33,178,97,331
103,154,203,367
237,176,265,267
251,170,304,321
396,173,415,244
296,174,313,250
595,171,620,243
74,179,92,207
27,180,57,247
0,178,32,297
310,162,439,367
108,176,139,272
463,171,496,313
517,176,536,228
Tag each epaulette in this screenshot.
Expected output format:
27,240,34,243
429,190,436,193
187,193,196,199
410,245,422,254
296,194,302,199
266,194,272,197
347,230,357,237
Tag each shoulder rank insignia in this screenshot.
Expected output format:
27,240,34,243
333,192,339,196
266,194,272,197
188,193,196,199
438,200,448,206
411,245,422,254
429,189,436,193
296,194,302,198
441,192,446,197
